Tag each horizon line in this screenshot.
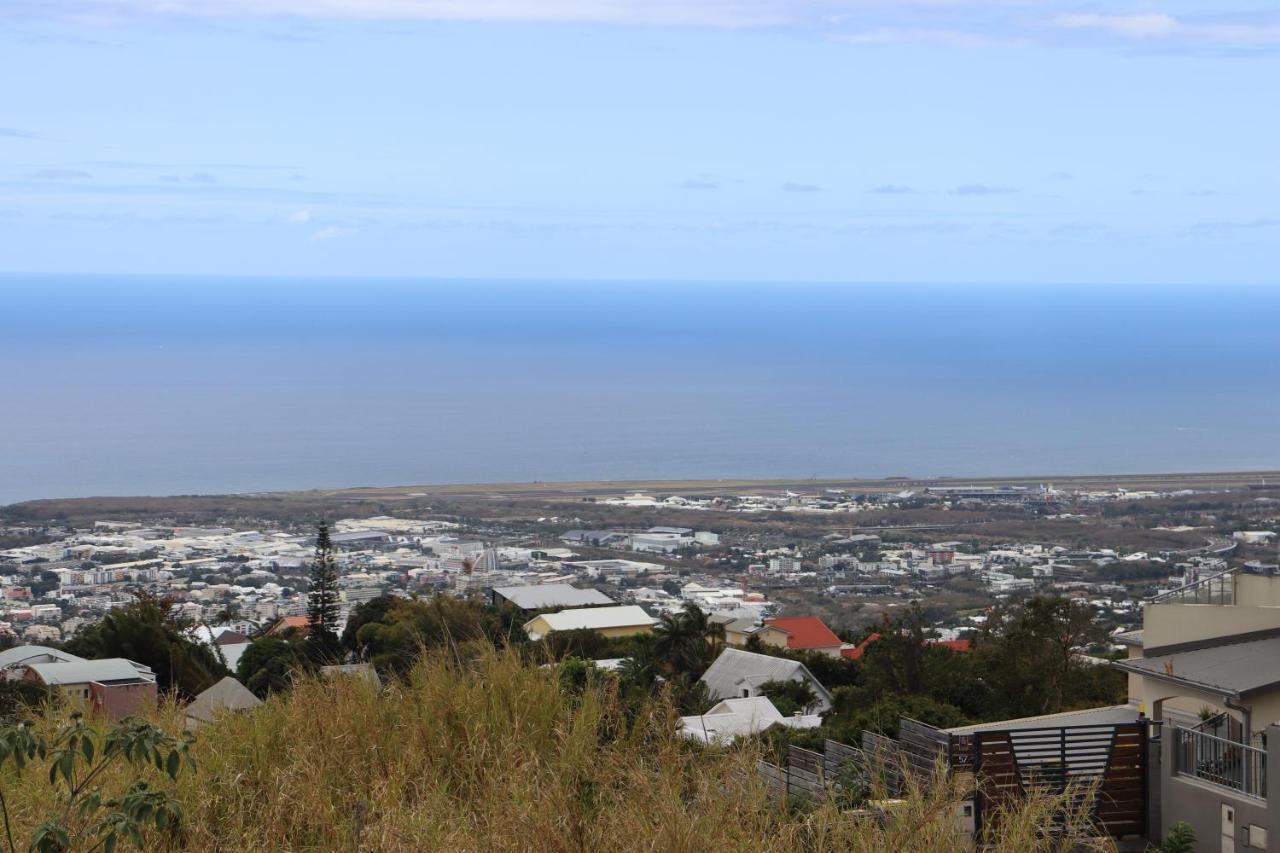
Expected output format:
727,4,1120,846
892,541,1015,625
1,271,1278,289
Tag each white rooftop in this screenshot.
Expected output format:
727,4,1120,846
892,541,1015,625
679,697,822,743
26,658,155,686
525,605,655,638
492,584,614,610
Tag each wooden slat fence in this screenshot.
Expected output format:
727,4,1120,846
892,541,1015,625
757,746,828,802
755,718,1146,840
898,718,950,780
970,722,1147,839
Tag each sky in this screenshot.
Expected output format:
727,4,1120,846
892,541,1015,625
1,1,1278,284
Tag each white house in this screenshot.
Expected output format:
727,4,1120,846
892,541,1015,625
679,696,821,743
699,648,833,712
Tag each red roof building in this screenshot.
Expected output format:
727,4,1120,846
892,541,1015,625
841,633,972,661
762,616,845,657
841,632,882,661
266,615,311,636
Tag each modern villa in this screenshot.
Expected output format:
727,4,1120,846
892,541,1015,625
1113,565,1280,850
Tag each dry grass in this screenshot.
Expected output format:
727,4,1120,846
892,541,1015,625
1,647,1117,852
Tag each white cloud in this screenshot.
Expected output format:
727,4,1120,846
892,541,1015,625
19,1,1280,50
310,225,349,241
1052,12,1280,46
1053,13,1179,40
836,27,1000,48
286,209,312,224
52,0,797,27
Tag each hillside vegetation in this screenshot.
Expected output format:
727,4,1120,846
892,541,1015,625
1,645,1113,852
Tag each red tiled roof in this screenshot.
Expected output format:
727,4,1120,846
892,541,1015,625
840,633,972,660
268,615,310,635
763,615,842,650
842,632,882,660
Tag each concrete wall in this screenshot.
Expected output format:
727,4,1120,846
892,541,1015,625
1127,643,1145,702
1249,693,1280,735
1144,602,1280,651
90,680,156,721
1160,723,1279,851
1238,576,1280,608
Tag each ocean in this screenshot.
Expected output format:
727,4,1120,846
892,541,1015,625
1,276,1278,506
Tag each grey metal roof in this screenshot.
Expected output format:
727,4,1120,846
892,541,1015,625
0,645,84,670
185,677,261,724
945,704,1140,735
1112,630,1143,647
26,658,154,686
330,530,389,543
492,584,613,610
699,648,833,710
1115,635,1280,699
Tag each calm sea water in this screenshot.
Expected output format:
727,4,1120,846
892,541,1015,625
1,276,1278,505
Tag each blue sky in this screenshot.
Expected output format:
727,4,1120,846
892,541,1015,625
2,1,1278,283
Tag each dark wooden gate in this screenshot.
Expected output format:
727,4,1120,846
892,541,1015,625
957,722,1147,839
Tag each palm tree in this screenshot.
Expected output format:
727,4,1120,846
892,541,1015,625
618,639,660,688
652,604,724,678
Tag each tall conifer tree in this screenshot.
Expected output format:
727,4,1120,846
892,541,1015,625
306,521,342,661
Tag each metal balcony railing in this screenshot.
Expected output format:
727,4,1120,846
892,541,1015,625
1174,726,1266,799
1147,567,1237,605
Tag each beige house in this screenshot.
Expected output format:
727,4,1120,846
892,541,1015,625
1112,566,1280,849
1116,568,1280,738
719,617,789,649
523,605,656,641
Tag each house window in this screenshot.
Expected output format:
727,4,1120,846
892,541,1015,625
741,689,750,698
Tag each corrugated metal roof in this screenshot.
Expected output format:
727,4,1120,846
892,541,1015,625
699,648,834,710
26,658,154,686
0,645,84,669
1115,635,1280,698
529,605,654,634
493,584,613,610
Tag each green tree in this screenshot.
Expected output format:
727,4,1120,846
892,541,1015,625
976,596,1120,717
0,681,54,722
355,595,499,676
304,522,342,663
758,679,819,716
341,595,397,656
651,604,723,679
541,628,622,662
824,693,969,741
236,636,309,698
0,713,194,853
861,604,933,696
61,594,224,700
615,640,661,691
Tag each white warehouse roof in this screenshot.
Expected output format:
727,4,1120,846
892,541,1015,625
492,584,614,611
26,658,155,686
525,605,655,639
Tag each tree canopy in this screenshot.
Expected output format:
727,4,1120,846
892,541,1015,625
61,593,225,700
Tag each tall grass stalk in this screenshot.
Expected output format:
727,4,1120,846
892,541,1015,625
0,645,1116,851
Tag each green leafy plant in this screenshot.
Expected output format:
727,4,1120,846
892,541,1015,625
0,713,194,853
1159,821,1197,853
